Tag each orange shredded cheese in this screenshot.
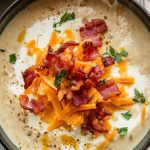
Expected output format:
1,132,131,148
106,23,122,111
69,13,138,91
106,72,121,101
65,29,75,41
17,30,26,43
41,132,49,150
49,31,59,47
104,128,117,141
20,25,140,150
111,97,134,106
48,117,63,130
118,60,127,76
115,77,135,84
61,135,78,150
88,87,103,104
141,105,146,125
96,140,108,150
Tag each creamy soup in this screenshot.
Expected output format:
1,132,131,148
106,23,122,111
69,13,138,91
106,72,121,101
0,0,150,150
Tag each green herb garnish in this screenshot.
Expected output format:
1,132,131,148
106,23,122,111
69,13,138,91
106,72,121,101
108,46,128,63
115,52,122,63
120,49,128,57
0,49,6,52
101,79,106,85
53,12,75,28
121,111,132,120
117,127,128,136
9,54,17,64
109,46,116,57
54,69,67,87
102,51,109,56
133,88,146,103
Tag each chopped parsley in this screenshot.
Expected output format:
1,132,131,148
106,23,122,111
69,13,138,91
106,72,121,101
9,54,17,64
120,49,128,57
109,46,116,57
0,49,6,52
102,51,109,56
101,79,106,85
109,46,128,63
54,69,67,87
115,52,122,63
121,111,132,120
133,88,146,104
117,127,128,136
53,12,75,28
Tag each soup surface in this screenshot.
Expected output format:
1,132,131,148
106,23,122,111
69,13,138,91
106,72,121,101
0,0,150,150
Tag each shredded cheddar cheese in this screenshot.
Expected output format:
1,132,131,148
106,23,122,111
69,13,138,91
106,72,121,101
141,105,146,125
17,30,26,43
19,25,148,150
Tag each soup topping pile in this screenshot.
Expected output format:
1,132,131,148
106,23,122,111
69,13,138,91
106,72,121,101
18,13,146,141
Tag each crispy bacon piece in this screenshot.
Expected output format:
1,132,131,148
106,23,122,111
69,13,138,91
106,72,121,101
80,19,107,47
95,103,112,120
23,65,43,89
82,41,99,61
82,103,111,133
88,65,104,81
97,79,121,100
100,85,121,100
19,95,45,114
72,88,90,107
43,46,57,67
98,79,115,91
101,56,115,67
92,118,108,132
43,43,77,74
56,41,79,54
73,67,86,80
82,66,104,89
84,78,95,89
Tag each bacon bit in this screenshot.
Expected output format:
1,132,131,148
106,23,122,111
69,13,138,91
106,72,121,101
56,41,79,54
43,46,57,67
74,67,86,80
101,56,115,67
92,118,108,132
82,103,111,133
72,88,90,107
43,44,76,74
97,79,115,91
82,66,104,89
19,95,45,114
70,80,83,91
88,66,104,81
82,41,99,61
23,65,43,89
98,80,121,100
84,78,95,88
79,19,107,47
95,103,112,120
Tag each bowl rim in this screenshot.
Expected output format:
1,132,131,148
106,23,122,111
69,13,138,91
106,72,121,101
0,0,150,150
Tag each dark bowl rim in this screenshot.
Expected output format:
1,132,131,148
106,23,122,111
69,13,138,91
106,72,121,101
0,0,150,150
0,0,21,22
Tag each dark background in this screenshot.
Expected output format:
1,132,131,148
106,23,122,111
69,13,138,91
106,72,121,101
0,0,15,15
